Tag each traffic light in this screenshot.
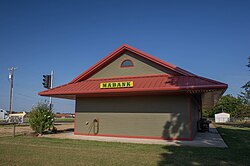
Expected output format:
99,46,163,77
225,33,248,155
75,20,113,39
42,75,51,89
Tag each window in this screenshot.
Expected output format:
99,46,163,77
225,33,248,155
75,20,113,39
121,59,134,67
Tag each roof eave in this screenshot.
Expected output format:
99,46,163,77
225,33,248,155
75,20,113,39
39,84,227,98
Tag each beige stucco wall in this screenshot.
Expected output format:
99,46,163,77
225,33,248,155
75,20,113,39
75,95,193,139
90,51,179,79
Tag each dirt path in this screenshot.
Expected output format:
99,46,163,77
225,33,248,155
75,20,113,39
0,123,74,137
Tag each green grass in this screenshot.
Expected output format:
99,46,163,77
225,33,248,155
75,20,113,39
0,124,249,166
54,118,74,123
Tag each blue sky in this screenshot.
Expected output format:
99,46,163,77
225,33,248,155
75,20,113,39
0,0,249,113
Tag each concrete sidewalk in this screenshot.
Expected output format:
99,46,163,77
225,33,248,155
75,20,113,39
42,124,227,148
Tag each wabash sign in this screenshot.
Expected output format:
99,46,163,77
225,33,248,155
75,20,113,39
100,81,133,89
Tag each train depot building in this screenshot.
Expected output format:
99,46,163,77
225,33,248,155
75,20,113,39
39,44,227,140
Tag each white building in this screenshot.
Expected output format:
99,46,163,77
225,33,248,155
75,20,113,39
8,112,26,123
215,112,230,123
0,109,8,120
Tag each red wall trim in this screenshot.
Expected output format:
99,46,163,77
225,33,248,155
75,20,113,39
74,132,192,141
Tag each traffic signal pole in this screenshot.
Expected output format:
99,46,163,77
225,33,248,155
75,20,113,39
49,70,54,111
42,71,54,111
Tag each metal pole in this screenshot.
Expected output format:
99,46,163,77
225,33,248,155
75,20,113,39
49,70,54,111
13,124,16,138
8,67,17,114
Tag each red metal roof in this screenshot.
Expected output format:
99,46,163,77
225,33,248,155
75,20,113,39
39,74,227,98
39,44,227,98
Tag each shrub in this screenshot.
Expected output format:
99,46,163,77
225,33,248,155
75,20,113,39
29,102,55,134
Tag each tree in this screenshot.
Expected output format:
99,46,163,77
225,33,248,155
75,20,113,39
29,102,55,135
237,104,250,117
236,56,250,118
239,56,250,104
211,95,243,118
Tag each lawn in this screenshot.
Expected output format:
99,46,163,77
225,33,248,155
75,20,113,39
54,118,74,123
0,124,249,166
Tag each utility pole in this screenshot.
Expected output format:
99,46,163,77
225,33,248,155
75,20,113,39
49,70,54,111
8,67,17,114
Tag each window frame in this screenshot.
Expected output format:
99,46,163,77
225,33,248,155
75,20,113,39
120,59,134,68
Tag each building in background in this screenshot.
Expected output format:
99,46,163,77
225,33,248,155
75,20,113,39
0,109,8,120
39,44,227,140
215,112,230,123
8,112,26,123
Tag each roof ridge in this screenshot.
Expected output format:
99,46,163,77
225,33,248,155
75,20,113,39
124,45,195,76
69,45,126,83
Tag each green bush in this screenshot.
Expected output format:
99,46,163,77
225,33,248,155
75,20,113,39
29,102,55,134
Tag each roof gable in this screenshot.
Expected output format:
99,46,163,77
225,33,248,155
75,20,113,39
89,51,179,79
70,44,195,83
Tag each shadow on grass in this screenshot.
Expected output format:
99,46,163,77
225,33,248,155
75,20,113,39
158,125,250,165
57,128,74,133
45,128,74,135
